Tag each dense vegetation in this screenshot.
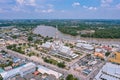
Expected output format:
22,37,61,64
7,44,25,54
58,27,78,36
0,19,120,38
105,52,111,57
66,74,78,80
44,58,66,68
81,28,120,38
0,75,3,80
0,60,13,69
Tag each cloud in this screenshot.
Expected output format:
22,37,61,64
35,8,54,13
25,0,36,6
61,10,65,13
72,2,80,7
83,6,97,10
0,8,3,13
116,3,120,9
88,7,97,10
0,8,8,13
16,0,36,6
101,0,113,7
16,0,24,5
47,4,54,8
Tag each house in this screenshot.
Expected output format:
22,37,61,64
0,62,36,80
37,65,62,79
109,52,120,64
95,62,120,80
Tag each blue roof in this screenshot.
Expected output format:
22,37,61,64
0,68,4,73
13,57,21,63
83,69,91,74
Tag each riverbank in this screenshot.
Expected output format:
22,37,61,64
33,26,120,45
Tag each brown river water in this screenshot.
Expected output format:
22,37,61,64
33,25,120,45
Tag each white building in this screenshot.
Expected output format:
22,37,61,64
95,62,120,80
77,40,87,43
37,65,62,79
0,62,36,80
42,41,78,59
0,39,5,46
76,43,94,51
19,62,36,77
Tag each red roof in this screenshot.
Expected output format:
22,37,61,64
33,71,40,75
102,46,112,51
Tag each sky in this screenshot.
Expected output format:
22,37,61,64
0,0,120,19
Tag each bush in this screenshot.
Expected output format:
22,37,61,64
57,62,66,68
66,74,78,80
105,52,110,56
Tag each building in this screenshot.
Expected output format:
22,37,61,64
0,62,36,80
76,43,94,51
19,63,36,77
94,52,105,59
95,62,120,80
37,65,62,79
0,39,5,46
41,26,78,59
42,41,78,59
109,52,120,64
12,57,21,63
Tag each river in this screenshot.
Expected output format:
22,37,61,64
33,25,120,45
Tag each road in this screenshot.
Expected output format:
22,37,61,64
0,47,105,80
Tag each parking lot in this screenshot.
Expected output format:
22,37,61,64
70,54,103,76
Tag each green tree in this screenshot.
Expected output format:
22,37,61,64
66,74,78,80
0,74,3,80
57,62,66,68
105,52,110,57
28,36,33,41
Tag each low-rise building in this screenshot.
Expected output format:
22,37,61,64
38,65,62,79
76,43,94,51
94,52,105,59
95,62,120,80
0,39,5,46
109,52,120,64
42,41,78,59
0,62,36,80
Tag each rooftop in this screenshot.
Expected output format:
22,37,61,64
95,62,120,80
38,65,62,79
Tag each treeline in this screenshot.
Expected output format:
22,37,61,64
81,28,120,38
58,27,78,36
1,19,120,38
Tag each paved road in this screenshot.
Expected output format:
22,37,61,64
1,47,105,80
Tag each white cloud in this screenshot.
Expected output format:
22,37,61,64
16,0,24,5
12,6,20,11
83,6,97,10
101,0,113,7
25,0,36,6
116,3,120,9
72,2,80,7
46,9,54,13
83,5,88,8
47,4,54,8
16,0,36,6
0,8,3,13
61,10,65,13
88,7,97,10
0,8,8,13
35,8,54,13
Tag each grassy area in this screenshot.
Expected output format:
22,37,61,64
43,57,66,68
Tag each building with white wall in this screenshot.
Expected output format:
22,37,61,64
37,65,62,79
95,62,120,80
0,62,36,80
